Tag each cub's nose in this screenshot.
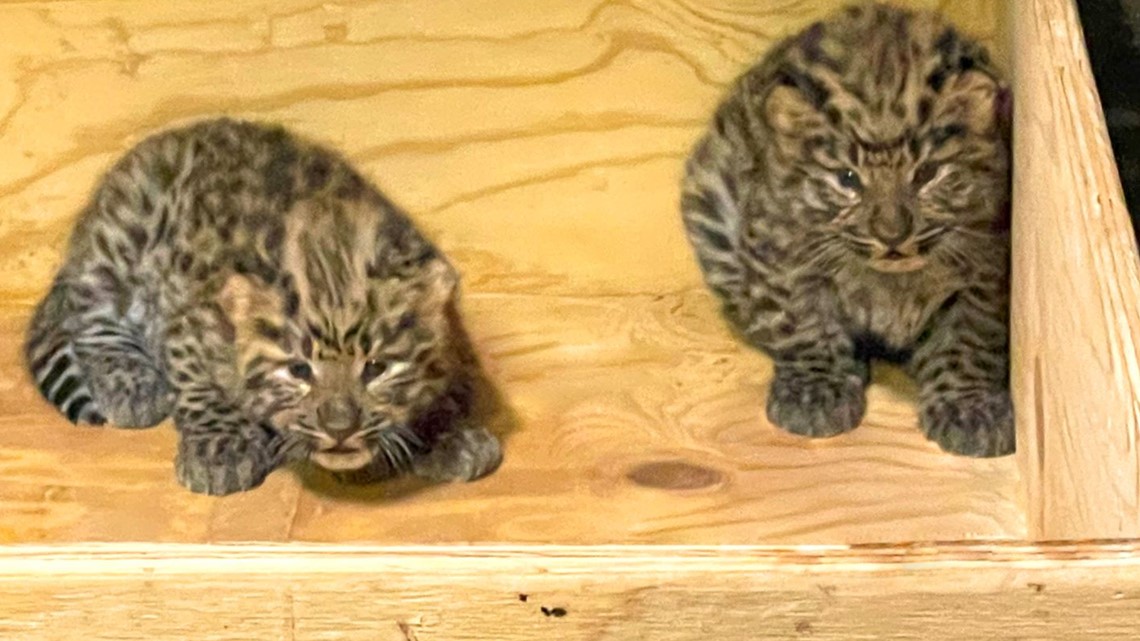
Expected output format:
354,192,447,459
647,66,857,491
317,397,361,441
869,205,915,248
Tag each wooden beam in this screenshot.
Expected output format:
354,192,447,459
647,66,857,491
1011,0,1140,539
2,542,1140,639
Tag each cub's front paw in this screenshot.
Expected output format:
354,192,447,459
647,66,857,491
920,390,1014,458
174,439,276,496
766,368,866,438
412,426,502,483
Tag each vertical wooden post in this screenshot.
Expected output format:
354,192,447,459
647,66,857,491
1011,0,1140,539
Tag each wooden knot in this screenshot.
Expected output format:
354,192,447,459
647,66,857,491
625,460,724,491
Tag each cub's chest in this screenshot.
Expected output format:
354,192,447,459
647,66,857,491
835,276,955,350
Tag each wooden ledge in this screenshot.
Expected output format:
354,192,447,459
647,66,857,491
3,541,1140,640
6,540,1140,574
3,540,1140,575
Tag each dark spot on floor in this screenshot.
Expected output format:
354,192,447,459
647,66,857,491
541,606,567,617
626,460,724,491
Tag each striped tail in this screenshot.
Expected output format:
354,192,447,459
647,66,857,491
24,281,105,425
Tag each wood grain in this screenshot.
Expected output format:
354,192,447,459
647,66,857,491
3,542,1140,640
1010,0,1140,540
0,0,1020,546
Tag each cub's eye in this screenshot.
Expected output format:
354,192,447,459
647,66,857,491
913,163,940,186
930,124,965,147
836,169,863,191
361,359,388,383
287,361,313,381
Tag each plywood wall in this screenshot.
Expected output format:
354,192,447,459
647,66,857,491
1010,0,1140,540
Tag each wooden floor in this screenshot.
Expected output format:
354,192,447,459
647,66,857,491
0,0,1020,545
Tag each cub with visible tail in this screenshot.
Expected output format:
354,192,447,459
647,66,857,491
25,118,502,495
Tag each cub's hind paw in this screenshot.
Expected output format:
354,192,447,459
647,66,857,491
412,426,502,483
88,360,174,429
920,390,1014,458
766,367,867,438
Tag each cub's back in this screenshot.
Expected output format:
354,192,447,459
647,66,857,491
60,119,393,295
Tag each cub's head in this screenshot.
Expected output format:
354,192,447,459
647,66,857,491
759,4,1010,274
220,199,461,474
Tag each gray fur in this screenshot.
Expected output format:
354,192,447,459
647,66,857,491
25,118,502,494
681,3,1013,456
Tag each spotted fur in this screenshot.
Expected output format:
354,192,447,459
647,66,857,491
681,3,1013,456
25,118,502,495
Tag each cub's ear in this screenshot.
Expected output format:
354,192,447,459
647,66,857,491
218,273,281,322
763,69,830,137
415,258,459,317
217,273,286,349
932,70,1004,137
